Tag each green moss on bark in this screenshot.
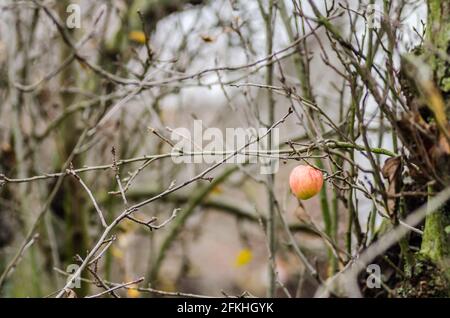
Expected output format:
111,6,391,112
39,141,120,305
396,255,449,297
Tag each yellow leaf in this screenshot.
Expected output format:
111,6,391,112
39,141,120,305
211,185,223,195
129,31,146,44
422,80,450,141
126,288,141,298
111,246,124,260
234,248,253,267
160,279,177,292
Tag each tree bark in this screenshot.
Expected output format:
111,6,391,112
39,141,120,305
419,0,450,285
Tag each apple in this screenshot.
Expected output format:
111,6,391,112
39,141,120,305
289,165,324,200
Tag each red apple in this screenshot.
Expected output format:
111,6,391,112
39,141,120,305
289,165,324,200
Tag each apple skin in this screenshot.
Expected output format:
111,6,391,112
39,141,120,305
289,165,324,200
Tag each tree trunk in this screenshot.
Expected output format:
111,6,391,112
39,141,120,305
417,0,450,291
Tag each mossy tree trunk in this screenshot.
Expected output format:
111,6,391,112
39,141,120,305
419,0,450,283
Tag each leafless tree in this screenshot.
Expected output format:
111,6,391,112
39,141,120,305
0,0,449,298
